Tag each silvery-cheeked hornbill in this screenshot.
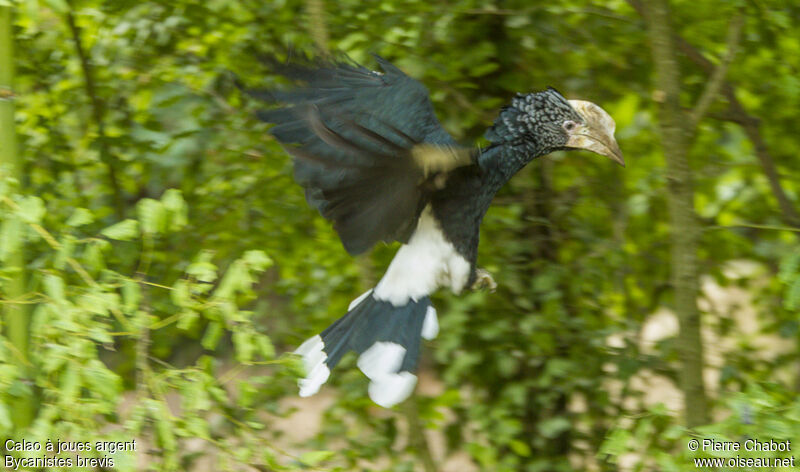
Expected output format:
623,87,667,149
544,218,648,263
254,55,623,407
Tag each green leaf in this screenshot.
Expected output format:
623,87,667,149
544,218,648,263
0,403,12,431
599,429,632,458
78,290,121,316
60,364,81,400
83,240,108,272
66,208,94,227
0,219,22,262
161,189,188,230
233,330,254,363
176,310,199,331
243,249,273,270
181,416,210,440
299,450,335,466
509,439,531,457
54,234,75,269
171,279,190,307
181,376,211,412
154,404,177,452
17,195,45,224
137,198,166,235
263,449,285,470
538,416,571,439
214,261,247,300
122,279,141,314
43,274,66,302
83,359,122,400
43,0,68,13
256,334,275,359
201,321,224,350
779,252,800,283
101,219,139,241
187,252,218,283
785,277,800,311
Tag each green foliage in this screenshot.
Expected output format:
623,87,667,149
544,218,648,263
601,385,800,471
1,185,296,470
779,251,800,310
1,0,799,470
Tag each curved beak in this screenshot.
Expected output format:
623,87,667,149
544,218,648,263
567,100,625,167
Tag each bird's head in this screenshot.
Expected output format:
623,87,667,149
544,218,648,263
485,88,624,167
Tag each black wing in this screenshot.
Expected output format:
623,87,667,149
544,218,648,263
252,54,475,255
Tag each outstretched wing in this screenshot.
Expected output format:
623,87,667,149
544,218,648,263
252,54,475,255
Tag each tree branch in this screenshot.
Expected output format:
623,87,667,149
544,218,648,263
628,0,800,227
688,11,744,129
1,4,37,429
739,117,800,226
624,0,647,23
404,395,438,472
65,5,125,219
708,223,800,233
305,0,329,54
641,0,710,428
675,30,800,226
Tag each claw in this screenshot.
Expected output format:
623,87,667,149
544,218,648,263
471,268,497,292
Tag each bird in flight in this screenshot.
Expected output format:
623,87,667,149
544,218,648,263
254,55,623,407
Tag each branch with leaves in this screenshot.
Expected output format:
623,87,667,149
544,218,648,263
628,0,799,227
687,11,743,129
675,37,800,227
64,3,125,219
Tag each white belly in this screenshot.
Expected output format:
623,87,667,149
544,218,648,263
373,206,471,306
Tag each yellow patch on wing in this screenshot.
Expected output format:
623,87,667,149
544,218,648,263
410,144,475,176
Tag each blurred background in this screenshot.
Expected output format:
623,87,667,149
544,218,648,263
1,0,799,470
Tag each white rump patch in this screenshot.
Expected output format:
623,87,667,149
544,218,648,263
368,371,418,408
357,342,405,379
421,305,439,340
348,289,373,311
357,342,417,407
374,206,470,306
294,335,331,397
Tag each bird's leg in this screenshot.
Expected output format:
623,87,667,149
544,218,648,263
471,268,497,292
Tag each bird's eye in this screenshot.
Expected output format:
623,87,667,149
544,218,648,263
563,120,577,132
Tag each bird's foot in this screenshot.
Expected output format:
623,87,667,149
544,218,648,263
471,268,497,292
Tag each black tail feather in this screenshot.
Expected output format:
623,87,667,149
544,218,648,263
295,291,436,407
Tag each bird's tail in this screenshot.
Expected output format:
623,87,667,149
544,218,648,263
294,289,439,407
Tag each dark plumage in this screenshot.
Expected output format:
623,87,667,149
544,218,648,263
252,54,623,407
254,55,467,255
